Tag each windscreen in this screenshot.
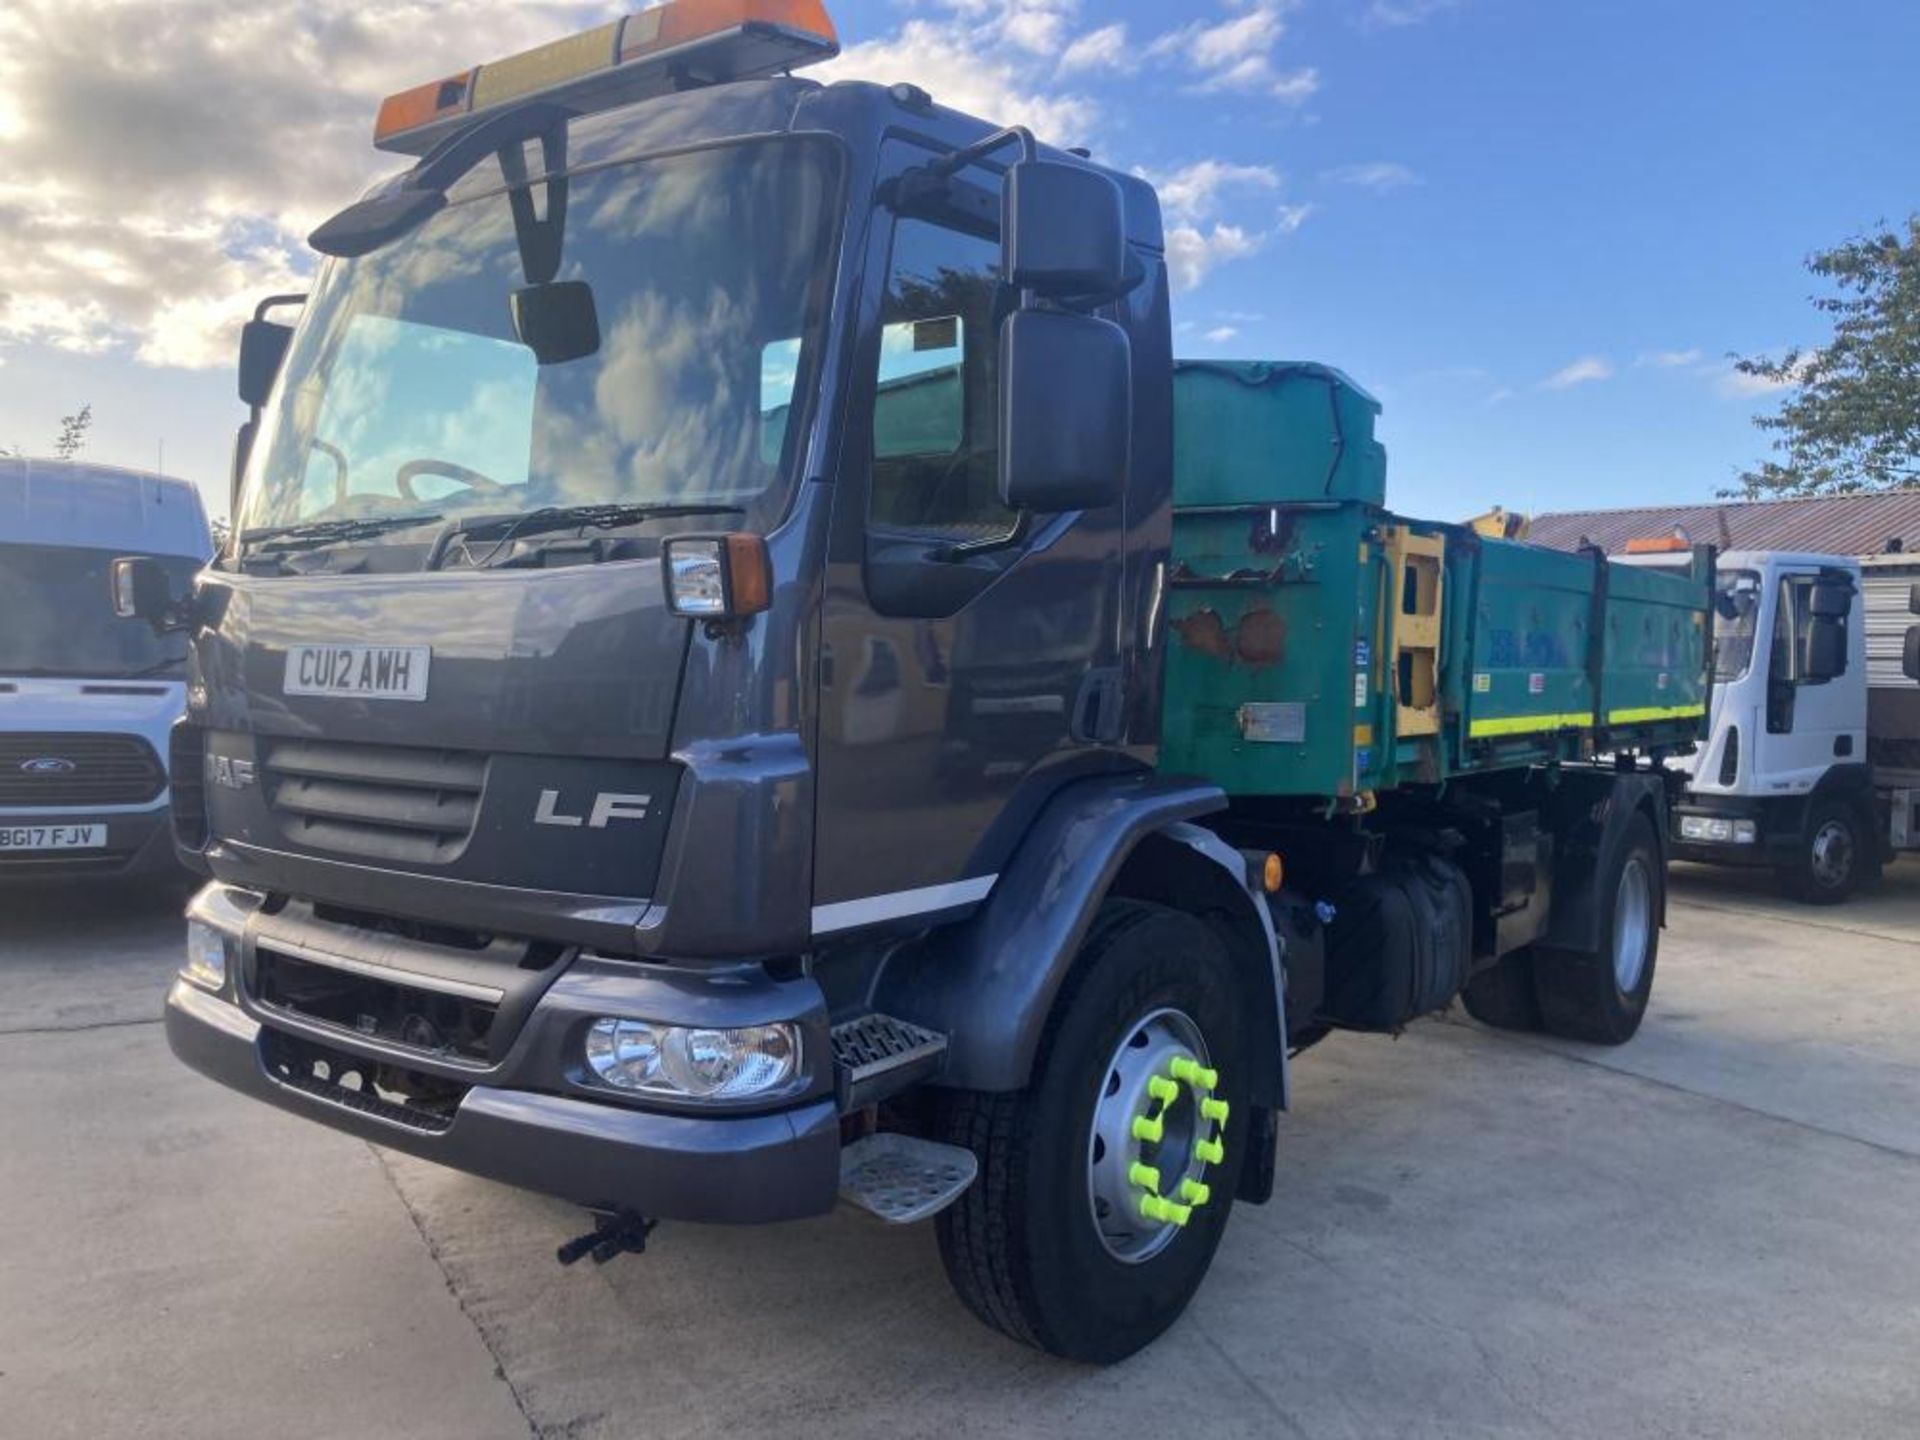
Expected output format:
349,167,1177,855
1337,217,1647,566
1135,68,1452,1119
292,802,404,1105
0,544,197,678
237,136,842,549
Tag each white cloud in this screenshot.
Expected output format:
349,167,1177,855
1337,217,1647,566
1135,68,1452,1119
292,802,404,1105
0,0,629,368
1204,325,1239,344
1637,348,1703,368
1147,3,1320,102
1148,160,1282,225
818,6,1098,147
1540,356,1615,390
1362,0,1461,29
1058,22,1134,76
1166,224,1262,291
1143,160,1304,290
1717,352,1812,398
1325,161,1419,192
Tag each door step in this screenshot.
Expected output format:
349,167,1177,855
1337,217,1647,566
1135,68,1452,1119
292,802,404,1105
838,1134,979,1224
831,1012,948,1109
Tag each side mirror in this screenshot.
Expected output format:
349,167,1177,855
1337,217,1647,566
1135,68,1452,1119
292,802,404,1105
1809,580,1852,618
111,557,187,633
1804,616,1847,682
1904,626,1920,683
238,318,293,408
999,309,1130,513
1003,160,1128,297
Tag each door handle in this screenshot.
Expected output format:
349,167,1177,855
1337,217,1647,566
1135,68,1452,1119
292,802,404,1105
1071,668,1124,744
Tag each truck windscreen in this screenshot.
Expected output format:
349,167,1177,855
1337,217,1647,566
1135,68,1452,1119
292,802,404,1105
237,136,842,554
0,544,196,679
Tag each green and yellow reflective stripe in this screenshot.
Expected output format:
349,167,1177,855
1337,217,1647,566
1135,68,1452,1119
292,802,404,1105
1606,703,1707,725
1468,711,1592,739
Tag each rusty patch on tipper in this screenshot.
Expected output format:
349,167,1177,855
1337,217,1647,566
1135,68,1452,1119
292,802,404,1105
1169,608,1233,662
1234,607,1286,668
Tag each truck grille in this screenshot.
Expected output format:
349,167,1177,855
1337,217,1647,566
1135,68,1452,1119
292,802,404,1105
262,738,486,866
0,732,165,807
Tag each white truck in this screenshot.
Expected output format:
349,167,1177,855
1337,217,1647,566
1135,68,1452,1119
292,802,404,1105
0,458,213,882
1630,546,1920,902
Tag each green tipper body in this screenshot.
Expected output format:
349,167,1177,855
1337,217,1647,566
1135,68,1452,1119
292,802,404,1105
1160,361,1713,800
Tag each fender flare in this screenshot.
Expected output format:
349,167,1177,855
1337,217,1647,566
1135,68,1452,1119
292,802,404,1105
873,771,1285,1098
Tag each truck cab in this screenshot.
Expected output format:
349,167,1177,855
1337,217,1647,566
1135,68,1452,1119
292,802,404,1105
1648,548,1898,900
0,459,212,882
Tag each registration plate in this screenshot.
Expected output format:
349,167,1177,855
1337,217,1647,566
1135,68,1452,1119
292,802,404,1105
284,644,431,701
0,824,106,851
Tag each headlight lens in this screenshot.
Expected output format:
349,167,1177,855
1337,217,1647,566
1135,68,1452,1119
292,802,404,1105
183,919,230,991
585,1018,799,1101
1680,815,1757,845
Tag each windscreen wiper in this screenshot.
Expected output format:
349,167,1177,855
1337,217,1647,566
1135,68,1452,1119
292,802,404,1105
430,502,747,570
242,512,446,556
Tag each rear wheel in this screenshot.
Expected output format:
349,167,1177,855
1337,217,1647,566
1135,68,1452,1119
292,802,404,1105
935,900,1249,1363
1781,797,1870,905
1531,813,1661,1045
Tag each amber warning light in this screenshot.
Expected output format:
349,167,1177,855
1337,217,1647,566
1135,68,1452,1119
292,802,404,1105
374,0,840,155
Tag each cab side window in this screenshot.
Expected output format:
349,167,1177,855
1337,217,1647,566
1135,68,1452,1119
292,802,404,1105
868,218,1014,542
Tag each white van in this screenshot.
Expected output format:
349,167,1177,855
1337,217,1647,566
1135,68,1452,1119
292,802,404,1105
1,458,214,881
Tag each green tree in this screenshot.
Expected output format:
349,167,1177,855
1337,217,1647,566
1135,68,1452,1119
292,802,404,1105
1732,217,1920,497
53,403,94,460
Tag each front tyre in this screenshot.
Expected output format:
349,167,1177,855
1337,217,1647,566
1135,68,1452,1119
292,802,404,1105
935,901,1249,1363
1782,797,1869,905
1532,812,1662,1045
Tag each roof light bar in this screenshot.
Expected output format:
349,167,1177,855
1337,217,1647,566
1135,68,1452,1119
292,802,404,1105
374,0,840,155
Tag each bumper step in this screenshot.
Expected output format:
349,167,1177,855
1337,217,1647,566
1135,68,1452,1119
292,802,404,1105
831,1012,947,1108
838,1133,978,1224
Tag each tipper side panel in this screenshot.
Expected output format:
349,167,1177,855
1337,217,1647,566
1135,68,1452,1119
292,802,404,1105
1161,359,1714,801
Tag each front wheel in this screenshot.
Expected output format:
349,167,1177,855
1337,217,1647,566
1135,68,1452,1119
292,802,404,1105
1531,813,1662,1045
935,900,1249,1363
1781,797,1871,905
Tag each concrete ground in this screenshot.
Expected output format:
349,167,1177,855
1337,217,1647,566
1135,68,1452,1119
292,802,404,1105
5,863,1920,1439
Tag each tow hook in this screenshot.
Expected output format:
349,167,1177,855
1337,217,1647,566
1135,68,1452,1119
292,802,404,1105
556,1209,657,1266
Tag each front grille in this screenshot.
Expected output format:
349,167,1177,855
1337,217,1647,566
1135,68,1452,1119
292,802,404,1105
260,1029,466,1133
262,738,486,865
255,945,499,1063
0,732,165,807
170,723,208,851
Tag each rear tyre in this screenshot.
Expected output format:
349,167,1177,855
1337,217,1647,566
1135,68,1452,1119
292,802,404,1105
1781,797,1868,905
1460,950,1540,1032
935,900,1249,1363
1531,813,1661,1045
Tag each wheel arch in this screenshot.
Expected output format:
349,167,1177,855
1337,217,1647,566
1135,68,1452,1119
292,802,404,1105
1542,769,1671,953
871,773,1286,1106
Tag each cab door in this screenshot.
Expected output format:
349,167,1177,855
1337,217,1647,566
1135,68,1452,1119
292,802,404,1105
810,141,1134,936
1754,567,1865,790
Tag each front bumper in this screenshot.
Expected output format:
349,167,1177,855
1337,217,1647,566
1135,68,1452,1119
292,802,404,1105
0,806,184,882
167,978,842,1222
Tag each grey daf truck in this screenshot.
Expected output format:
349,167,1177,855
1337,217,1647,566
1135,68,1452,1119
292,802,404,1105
121,1,1705,1363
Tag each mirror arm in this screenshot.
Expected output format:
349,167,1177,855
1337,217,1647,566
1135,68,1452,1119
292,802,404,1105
928,125,1038,179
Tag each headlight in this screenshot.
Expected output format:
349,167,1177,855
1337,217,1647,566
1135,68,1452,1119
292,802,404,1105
1680,815,1757,845
585,1018,799,1101
183,919,230,991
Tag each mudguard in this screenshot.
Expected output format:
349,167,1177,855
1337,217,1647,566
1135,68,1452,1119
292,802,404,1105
872,771,1244,1094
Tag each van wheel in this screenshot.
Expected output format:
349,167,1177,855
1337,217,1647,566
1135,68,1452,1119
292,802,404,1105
1782,797,1867,905
935,900,1248,1363
1531,813,1661,1045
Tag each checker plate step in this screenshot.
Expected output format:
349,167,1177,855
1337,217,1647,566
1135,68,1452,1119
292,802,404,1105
838,1133,978,1224
830,1013,948,1108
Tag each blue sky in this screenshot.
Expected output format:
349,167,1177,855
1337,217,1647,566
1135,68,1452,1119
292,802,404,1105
2,0,1917,522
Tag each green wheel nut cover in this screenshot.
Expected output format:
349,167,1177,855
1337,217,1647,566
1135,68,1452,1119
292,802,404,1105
1123,1051,1231,1229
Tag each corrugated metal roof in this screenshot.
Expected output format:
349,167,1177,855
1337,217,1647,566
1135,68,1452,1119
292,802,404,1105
1527,490,1920,559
